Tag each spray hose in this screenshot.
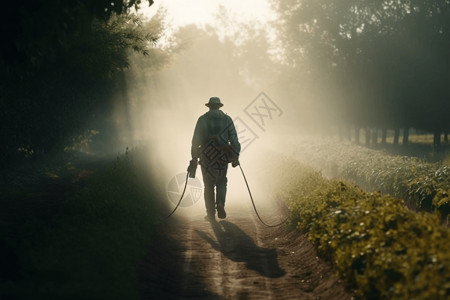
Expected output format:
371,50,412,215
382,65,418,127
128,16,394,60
167,162,289,228
238,164,289,227
166,172,189,218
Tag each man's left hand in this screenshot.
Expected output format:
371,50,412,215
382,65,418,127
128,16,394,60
232,159,240,168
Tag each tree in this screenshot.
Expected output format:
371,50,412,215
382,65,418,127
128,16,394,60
271,0,450,145
0,1,166,167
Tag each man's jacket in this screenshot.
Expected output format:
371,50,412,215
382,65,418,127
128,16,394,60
191,109,241,160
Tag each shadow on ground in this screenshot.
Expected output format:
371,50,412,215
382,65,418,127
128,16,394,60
138,220,222,300
196,220,285,278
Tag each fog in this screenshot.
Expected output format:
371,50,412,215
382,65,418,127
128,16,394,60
110,1,450,217
116,24,300,216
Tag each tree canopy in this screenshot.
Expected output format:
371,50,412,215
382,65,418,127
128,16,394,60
0,0,164,167
272,0,450,142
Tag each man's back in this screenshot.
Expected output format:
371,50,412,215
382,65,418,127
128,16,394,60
191,109,240,157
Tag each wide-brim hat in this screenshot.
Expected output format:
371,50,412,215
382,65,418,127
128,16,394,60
205,97,223,107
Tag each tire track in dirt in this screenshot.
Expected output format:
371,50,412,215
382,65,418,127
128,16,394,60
139,202,353,299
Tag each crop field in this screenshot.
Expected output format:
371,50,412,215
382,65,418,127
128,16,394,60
284,136,450,223
272,155,450,299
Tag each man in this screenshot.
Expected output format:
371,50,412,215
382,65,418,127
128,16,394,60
191,97,241,221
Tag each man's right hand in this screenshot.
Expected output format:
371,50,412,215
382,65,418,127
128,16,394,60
187,158,198,177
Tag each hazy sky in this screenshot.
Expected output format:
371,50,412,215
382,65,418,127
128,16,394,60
142,0,275,28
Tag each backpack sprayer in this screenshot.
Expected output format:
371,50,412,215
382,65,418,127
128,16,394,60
167,158,288,227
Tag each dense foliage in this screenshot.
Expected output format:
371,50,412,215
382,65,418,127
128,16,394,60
0,0,164,168
0,0,153,65
291,137,450,221
278,158,450,299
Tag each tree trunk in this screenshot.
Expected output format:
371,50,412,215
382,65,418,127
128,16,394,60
355,126,360,144
433,131,441,150
393,128,400,145
381,128,387,144
371,128,378,146
365,128,370,146
403,127,409,146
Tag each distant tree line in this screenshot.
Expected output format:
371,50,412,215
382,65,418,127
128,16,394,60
0,0,165,167
273,0,450,148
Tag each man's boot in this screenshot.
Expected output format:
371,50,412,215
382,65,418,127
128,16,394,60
217,204,226,219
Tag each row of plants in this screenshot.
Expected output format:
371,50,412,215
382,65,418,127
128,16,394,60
291,137,450,222
0,148,162,299
276,157,450,299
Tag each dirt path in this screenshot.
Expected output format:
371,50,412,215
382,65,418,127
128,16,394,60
139,203,353,299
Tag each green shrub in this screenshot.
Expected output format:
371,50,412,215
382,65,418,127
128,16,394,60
282,159,450,299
